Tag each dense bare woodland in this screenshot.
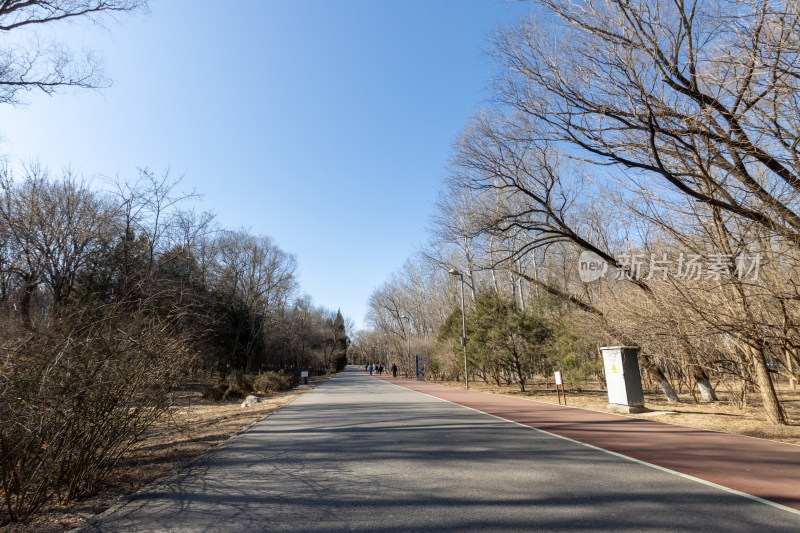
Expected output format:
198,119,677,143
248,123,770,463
358,0,800,426
0,1,349,523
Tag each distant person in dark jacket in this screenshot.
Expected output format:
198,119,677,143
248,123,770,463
391,363,398,378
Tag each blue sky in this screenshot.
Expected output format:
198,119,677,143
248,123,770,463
0,0,531,330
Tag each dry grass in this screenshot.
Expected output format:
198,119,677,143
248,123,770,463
434,378,800,446
0,377,326,533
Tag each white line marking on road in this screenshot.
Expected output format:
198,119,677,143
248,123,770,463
379,378,800,518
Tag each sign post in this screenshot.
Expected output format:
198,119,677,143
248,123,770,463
415,354,425,381
554,371,566,405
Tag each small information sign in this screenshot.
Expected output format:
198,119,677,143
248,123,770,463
554,370,566,405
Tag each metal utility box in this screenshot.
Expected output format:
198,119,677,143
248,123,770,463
600,346,647,413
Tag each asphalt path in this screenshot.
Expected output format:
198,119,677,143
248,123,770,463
382,375,800,512
79,368,800,532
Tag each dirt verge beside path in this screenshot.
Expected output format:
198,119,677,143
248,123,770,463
1,374,332,533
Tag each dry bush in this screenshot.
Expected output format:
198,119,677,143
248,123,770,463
200,370,294,401
252,371,294,394
221,386,247,401
0,304,193,522
432,338,467,382
200,371,258,402
226,370,253,392
201,384,227,401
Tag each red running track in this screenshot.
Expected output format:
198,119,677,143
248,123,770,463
377,375,800,511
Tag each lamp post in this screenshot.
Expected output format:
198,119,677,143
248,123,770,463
447,268,469,390
383,333,388,370
400,314,412,378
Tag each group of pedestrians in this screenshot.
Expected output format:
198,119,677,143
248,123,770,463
364,363,398,378
365,363,384,375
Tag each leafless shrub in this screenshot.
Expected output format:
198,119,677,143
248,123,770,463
0,303,193,522
252,371,294,394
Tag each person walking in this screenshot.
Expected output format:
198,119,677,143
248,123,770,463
391,363,397,378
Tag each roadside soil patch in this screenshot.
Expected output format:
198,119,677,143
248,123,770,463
1,376,330,533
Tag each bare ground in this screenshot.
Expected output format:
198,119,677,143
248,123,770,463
433,377,800,446
0,376,329,533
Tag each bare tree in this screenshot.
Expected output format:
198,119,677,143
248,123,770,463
444,109,698,401
211,230,298,373
482,0,800,423
0,164,116,325
495,0,800,247
0,0,147,105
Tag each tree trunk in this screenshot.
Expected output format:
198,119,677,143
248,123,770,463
750,346,788,425
682,346,718,402
689,363,718,402
19,280,36,330
230,321,241,371
639,353,680,403
696,378,717,403
785,349,798,390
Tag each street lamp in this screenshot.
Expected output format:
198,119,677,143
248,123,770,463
383,333,389,370
447,267,469,390
400,314,412,378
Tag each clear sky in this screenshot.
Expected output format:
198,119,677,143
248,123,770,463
0,0,531,330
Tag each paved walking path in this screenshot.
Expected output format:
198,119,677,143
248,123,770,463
78,369,800,532
379,374,800,511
